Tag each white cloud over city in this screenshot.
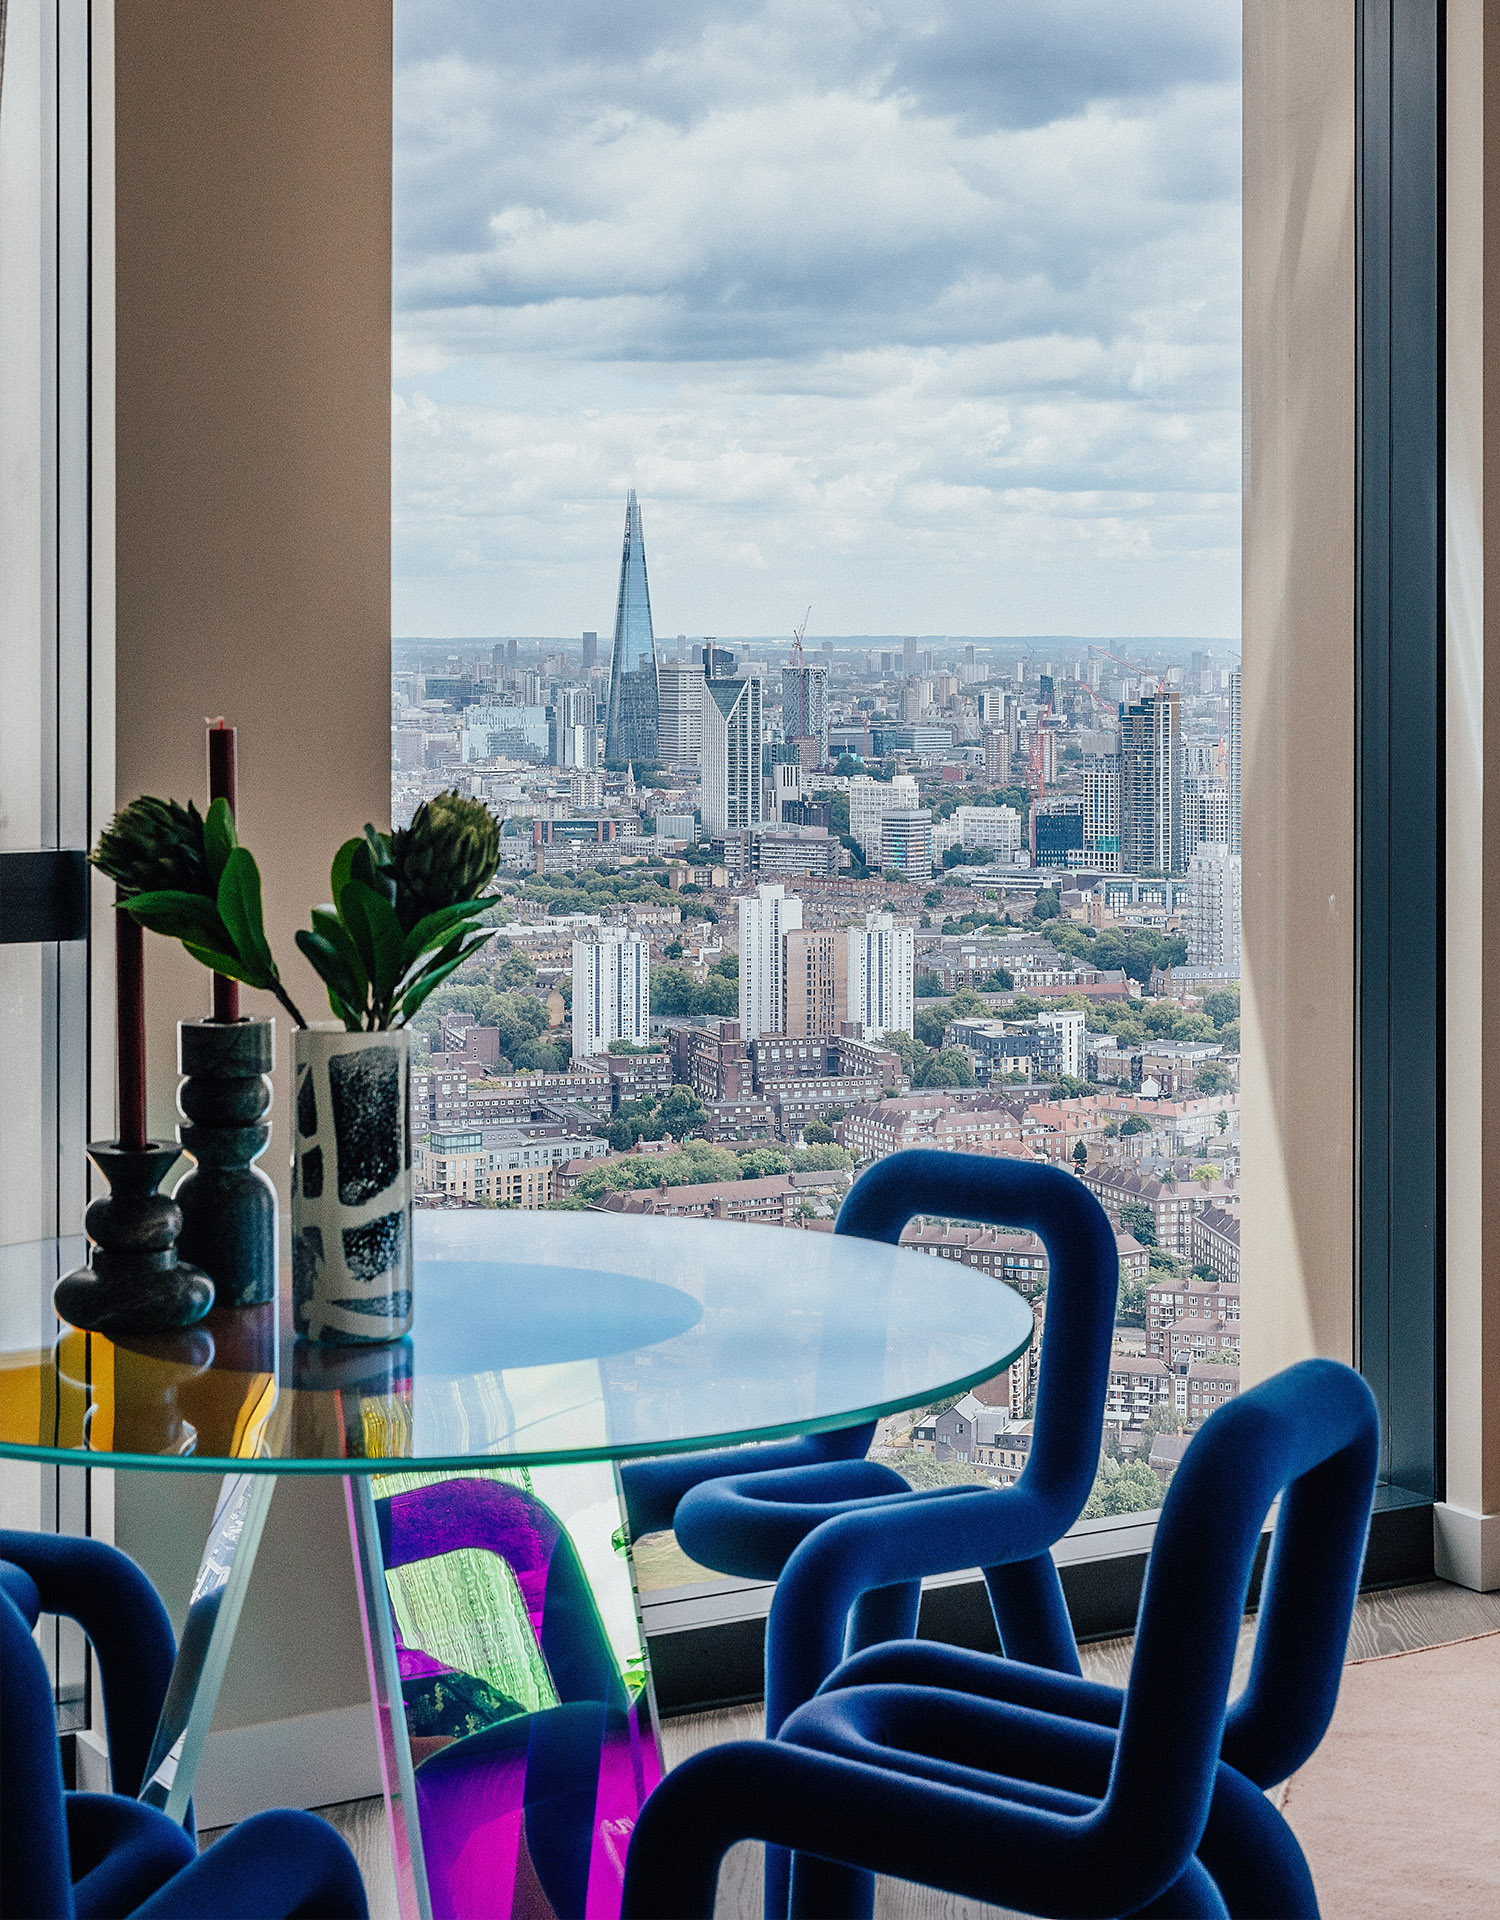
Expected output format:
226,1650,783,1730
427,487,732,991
392,0,1241,640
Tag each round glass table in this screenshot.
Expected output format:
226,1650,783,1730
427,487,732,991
1,1213,1033,1920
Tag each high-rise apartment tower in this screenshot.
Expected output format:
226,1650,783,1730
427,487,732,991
1119,689,1183,874
702,674,763,835
846,912,915,1040
738,883,803,1039
782,664,830,765
572,930,651,1059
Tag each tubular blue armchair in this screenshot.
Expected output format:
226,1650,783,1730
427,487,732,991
0,1530,178,1803
621,1359,1381,1920
2,1588,368,1920
673,1150,1120,1730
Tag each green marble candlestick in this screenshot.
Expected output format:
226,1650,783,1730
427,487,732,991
173,1018,277,1307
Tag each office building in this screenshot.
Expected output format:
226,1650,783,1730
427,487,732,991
849,772,920,861
783,663,830,764
701,673,764,834
880,809,934,882
1186,842,1242,968
846,912,915,1040
954,805,1023,862
784,929,848,1037
902,635,918,673
604,490,660,762
1032,799,1085,867
702,642,737,678
461,703,550,763
582,631,598,672
548,685,596,769
657,662,706,764
739,882,803,1039
571,929,651,1059
1119,689,1183,874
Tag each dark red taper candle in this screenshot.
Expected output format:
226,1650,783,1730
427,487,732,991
117,890,148,1150
207,718,240,1022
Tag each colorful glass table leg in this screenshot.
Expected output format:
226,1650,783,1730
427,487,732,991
138,1471,278,1823
348,1463,663,1920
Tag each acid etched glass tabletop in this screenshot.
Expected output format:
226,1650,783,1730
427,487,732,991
0,1213,1034,1474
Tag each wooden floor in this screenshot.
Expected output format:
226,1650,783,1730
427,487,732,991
219,1579,1500,1920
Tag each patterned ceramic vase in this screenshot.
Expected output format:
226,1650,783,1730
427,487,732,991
291,1026,413,1345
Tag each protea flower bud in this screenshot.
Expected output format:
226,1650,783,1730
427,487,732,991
389,790,501,928
90,796,208,898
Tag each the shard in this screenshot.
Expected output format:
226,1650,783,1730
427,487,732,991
604,491,660,763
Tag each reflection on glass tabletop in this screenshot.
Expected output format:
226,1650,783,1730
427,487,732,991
0,1213,1034,1473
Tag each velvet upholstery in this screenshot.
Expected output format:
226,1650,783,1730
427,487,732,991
621,1359,1380,1920
0,1531,177,1799
2,1582,367,1920
675,1150,1120,1737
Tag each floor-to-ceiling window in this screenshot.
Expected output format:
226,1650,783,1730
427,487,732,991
389,1,1246,1607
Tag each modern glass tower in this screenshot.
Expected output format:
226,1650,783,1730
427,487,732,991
604,491,660,763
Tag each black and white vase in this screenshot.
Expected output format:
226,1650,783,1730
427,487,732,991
291,1026,413,1345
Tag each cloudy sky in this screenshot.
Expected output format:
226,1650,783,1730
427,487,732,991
393,0,1241,641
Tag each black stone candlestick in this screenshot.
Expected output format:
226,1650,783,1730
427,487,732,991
53,1144,214,1335
173,1018,277,1307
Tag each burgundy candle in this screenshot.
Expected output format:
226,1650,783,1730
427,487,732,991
117,890,148,1151
207,718,240,1023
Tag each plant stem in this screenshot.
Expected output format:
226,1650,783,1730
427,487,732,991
269,978,310,1029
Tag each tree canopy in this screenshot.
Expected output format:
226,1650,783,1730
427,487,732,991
1119,1200,1158,1246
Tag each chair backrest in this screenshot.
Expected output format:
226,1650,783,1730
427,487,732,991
1099,1359,1379,1876
0,1591,74,1920
836,1150,1119,1525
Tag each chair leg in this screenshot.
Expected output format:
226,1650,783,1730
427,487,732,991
845,1579,921,1658
983,1552,1082,1675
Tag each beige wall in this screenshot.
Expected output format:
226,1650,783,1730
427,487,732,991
114,0,392,1185
1441,0,1500,1579
111,0,393,1737
1239,2,1358,1383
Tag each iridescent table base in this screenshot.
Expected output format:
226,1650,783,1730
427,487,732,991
348,1465,661,1920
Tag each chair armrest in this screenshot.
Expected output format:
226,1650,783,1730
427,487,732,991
0,1531,176,1798
621,1738,1226,1920
764,1483,1060,1731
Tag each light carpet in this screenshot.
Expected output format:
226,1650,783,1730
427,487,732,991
1278,1629,1500,1917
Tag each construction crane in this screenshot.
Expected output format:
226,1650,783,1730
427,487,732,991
790,608,812,667
1087,642,1169,696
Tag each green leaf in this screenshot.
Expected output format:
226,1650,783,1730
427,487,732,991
338,879,404,1010
217,848,276,977
183,943,273,989
330,838,363,905
295,929,365,1026
399,941,488,1023
202,798,238,886
310,907,370,1007
399,898,492,971
121,889,226,945
397,927,493,1015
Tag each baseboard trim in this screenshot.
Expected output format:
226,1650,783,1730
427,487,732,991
1432,1502,1500,1592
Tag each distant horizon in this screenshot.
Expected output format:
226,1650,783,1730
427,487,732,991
393,632,1242,657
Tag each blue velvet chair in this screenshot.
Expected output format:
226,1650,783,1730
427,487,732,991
0,1531,178,1804
621,1358,1381,1920
671,1150,1120,1736
2,1586,368,1920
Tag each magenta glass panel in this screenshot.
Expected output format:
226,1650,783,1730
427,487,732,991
360,1464,661,1920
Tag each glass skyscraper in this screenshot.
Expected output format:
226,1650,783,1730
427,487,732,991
604,490,660,763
